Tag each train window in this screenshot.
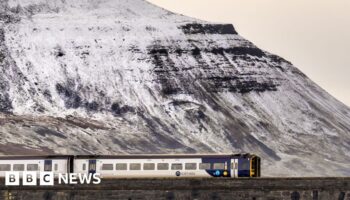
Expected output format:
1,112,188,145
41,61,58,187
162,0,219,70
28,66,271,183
171,163,183,170
130,163,141,170
157,163,169,170
213,163,225,170
231,162,238,169
102,164,113,170
54,164,58,171
239,160,250,170
13,164,25,171
0,164,11,171
88,161,96,173
44,160,52,171
143,163,155,170
185,163,197,170
116,163,127,170
82,164,86,170
199,163,210,170
27,164,39,171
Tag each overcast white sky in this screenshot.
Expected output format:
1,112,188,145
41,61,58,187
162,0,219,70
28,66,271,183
148,0,350,106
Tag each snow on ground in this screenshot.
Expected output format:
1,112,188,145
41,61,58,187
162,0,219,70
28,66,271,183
0,0,349,176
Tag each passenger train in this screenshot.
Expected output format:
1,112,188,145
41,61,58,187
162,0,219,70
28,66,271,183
0,154,261,178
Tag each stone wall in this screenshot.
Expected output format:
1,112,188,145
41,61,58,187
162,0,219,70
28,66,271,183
0,178,349,200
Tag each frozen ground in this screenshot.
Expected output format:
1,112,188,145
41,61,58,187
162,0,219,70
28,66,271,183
0,0,349,176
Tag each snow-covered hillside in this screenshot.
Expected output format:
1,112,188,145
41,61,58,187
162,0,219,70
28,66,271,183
0,0,349,176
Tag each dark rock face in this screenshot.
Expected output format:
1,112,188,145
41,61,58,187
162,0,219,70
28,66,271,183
209,47,265,57
0,93,12,113
111,103,134,115
55,83,103,112
56,83,82,109
147,44,280,95
0,29,13,113
0,13,20,24
180,23,237,35
34,127,67,139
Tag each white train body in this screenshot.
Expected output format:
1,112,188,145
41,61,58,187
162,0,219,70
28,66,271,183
75,158,211,178
0,156,69,177
0,154,261,178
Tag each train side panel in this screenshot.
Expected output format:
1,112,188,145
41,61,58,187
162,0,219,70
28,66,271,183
75,157,235,178
0,157,69,177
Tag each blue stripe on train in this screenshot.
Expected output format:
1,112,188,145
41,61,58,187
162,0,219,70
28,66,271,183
238,170,250,177
205,169,227,177
201,157,231,177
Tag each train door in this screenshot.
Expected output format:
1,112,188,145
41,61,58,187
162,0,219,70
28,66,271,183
231,158,238,178
68,156,74,173
250,156,261,177
44,160,52,172
88,160,97,174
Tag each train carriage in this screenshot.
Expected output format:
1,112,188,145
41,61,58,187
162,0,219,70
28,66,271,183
75,154,260,178
0,155,72,177
0,154,260,178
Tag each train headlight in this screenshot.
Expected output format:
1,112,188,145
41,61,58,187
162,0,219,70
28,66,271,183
223,171,228,176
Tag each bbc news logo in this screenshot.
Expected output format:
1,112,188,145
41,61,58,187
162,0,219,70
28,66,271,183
5,172,101,186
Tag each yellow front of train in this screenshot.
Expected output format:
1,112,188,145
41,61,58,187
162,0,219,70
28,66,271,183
250,155,261,177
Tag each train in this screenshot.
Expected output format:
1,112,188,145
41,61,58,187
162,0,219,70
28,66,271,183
0,154,261,178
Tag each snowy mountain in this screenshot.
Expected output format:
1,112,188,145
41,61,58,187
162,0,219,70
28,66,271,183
0,0,349,176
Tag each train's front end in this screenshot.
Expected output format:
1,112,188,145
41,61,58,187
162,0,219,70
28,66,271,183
232,154,261,178
250,155,261,177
